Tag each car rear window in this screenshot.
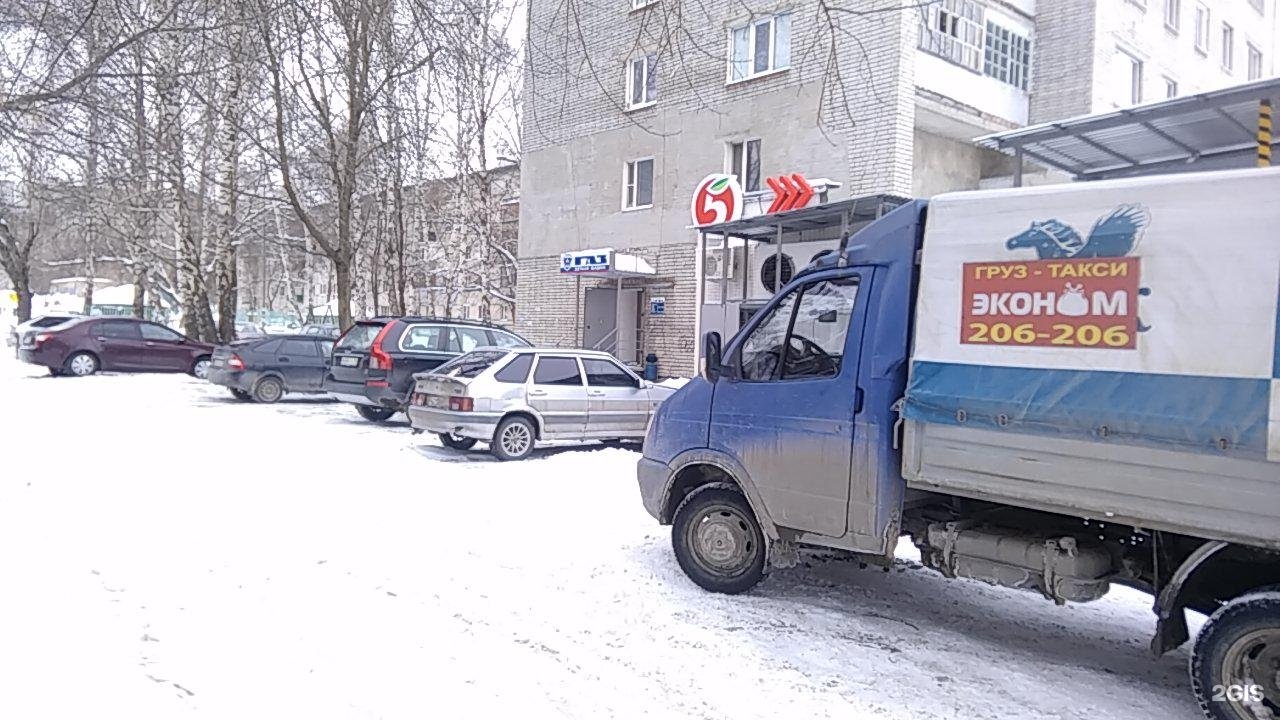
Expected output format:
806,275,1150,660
494,354,533,383
334,322,385,352
434,350,508,378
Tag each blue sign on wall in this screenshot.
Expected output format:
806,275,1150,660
560,249,612,273
650,296,666,316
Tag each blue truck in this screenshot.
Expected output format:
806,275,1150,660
638,167,1280,720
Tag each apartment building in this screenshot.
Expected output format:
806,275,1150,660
517,0,1278,376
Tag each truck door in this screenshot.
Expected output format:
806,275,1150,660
710,269,868,538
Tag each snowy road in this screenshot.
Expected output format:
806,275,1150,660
0,356,1203,719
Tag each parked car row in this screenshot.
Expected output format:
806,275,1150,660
14,313,675,461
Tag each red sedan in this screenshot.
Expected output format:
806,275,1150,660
17,317,215,378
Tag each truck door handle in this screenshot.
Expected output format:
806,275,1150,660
853,387,864,415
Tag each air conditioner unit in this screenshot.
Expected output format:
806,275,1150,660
747,239,840,298
705,246,742,282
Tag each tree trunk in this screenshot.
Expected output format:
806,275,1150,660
132,268,146,319
335,260,353,329
15,286,32,324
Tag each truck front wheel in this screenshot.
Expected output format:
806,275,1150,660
671,484,766,594
1191,591,1280,720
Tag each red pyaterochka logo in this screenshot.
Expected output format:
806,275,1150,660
690,174,744,227
766,173,814,214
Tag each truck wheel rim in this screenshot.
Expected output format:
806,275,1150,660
1222,628,1280,716
501,423,531,456
687,504,756,577
70,355,95,375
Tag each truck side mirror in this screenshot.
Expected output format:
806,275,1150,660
702,331,723,383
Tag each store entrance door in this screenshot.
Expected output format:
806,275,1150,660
583,287,641,364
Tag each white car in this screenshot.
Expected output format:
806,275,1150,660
8,313,82,356
407,347,676,460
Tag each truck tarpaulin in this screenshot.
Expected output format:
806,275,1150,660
904,167,1280,462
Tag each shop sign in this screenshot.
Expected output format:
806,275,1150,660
560,249,613,274
690,174,744,227
650,297,666,316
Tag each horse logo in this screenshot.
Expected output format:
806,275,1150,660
1005,205,1149,259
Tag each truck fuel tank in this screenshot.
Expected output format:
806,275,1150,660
919,522,1115,605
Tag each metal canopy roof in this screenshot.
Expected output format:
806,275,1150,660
977,77,1280,181
694,193,911,242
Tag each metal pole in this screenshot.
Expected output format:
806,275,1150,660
719,232,728,307
1013,148,1025,187
615,274,623,359
1259,99,1273,168
774,223,783,294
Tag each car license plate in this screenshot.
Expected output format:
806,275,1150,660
427,395,446,408
339,355,360,367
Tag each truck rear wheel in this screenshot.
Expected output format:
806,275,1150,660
1191,591,1280,720
671,484,766,594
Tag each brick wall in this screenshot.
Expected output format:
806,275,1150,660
515,243,699,378
1029,0,1098,123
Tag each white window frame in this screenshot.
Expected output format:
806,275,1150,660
919,0,986,73
983,20,1032,90
622,157,654,211
726,138,762,193
727,12,792,84
1249,0,1265,14
1164,76,1178,98
1163,0,1181,33
625,54,657,110
630,0,657,10
1248,43,1264,80
1194,3,1210,54
1119,48,1144,106
1221,22,1235,71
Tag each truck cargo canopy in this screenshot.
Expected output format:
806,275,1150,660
977,77,1280,182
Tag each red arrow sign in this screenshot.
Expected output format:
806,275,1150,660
765,173,815,213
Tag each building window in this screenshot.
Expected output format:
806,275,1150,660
1121,49,1144,105
625,54,656,109
631,0,657,9
623,158,654,210
983,21,1032,90
1221,23,1234,71
1164,76,1178,97
1194,3,1210,54
727,139,761,192
1249,43,1264,80
729,12,791,82
919,0,985,72
1163,0,1181,32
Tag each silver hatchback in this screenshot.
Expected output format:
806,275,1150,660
407,348,676,460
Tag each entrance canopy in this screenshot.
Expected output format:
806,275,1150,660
695,193,911,243
977,77,1280,182
559,248,655,279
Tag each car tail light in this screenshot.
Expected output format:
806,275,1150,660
369,323,394,371
227,354,245,371
34,332,53,348
448,396,473,412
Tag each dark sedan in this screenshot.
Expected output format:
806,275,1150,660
17,317,214,377
206,335,334,403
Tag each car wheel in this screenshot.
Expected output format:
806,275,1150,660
356,405,396,422
439,432,478,451
230,388,252,401
491,415,535,461
191,356,212,379
253,377,284,404
65,352,99,377
1191,591,1280,720
671,484,767,595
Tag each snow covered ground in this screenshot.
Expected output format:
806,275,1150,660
0,354,1204,719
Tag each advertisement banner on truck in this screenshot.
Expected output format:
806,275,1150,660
908,167,1280,463
961,257,1140,349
